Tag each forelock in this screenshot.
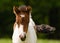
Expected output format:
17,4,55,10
18,5,27,11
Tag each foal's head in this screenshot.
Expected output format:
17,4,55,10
13,5,32,41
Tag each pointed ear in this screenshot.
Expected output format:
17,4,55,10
27,6,32,12
13,6,16,15
13,6,20,15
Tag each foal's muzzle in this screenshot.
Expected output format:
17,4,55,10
19,33,26,41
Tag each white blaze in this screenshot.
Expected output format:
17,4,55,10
18,24,24,36
20,14,25,17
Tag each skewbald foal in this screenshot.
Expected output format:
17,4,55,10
12,5,37,43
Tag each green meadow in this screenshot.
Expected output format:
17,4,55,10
0,38,60,43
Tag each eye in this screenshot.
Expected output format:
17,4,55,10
15,9,20,14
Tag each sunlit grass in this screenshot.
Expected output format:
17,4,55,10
37,39,60,43
0,38,12,43
0,38,60,43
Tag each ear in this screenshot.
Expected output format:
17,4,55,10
13,6,20,15
27,6,32,12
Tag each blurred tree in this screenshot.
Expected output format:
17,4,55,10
48,6,60,39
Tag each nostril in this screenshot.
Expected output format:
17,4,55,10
19,34,26,41
19,35,24,38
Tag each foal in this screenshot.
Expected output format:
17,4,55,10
12,5,37,43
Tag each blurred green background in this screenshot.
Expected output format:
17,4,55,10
0,0,60,43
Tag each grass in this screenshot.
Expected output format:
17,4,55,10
37,39,60,43
0,38,60,43
0,38,12,43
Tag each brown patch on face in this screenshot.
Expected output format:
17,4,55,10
21,13,29,33
13,5,32,33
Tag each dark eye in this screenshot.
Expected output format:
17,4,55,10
15,9,20,14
